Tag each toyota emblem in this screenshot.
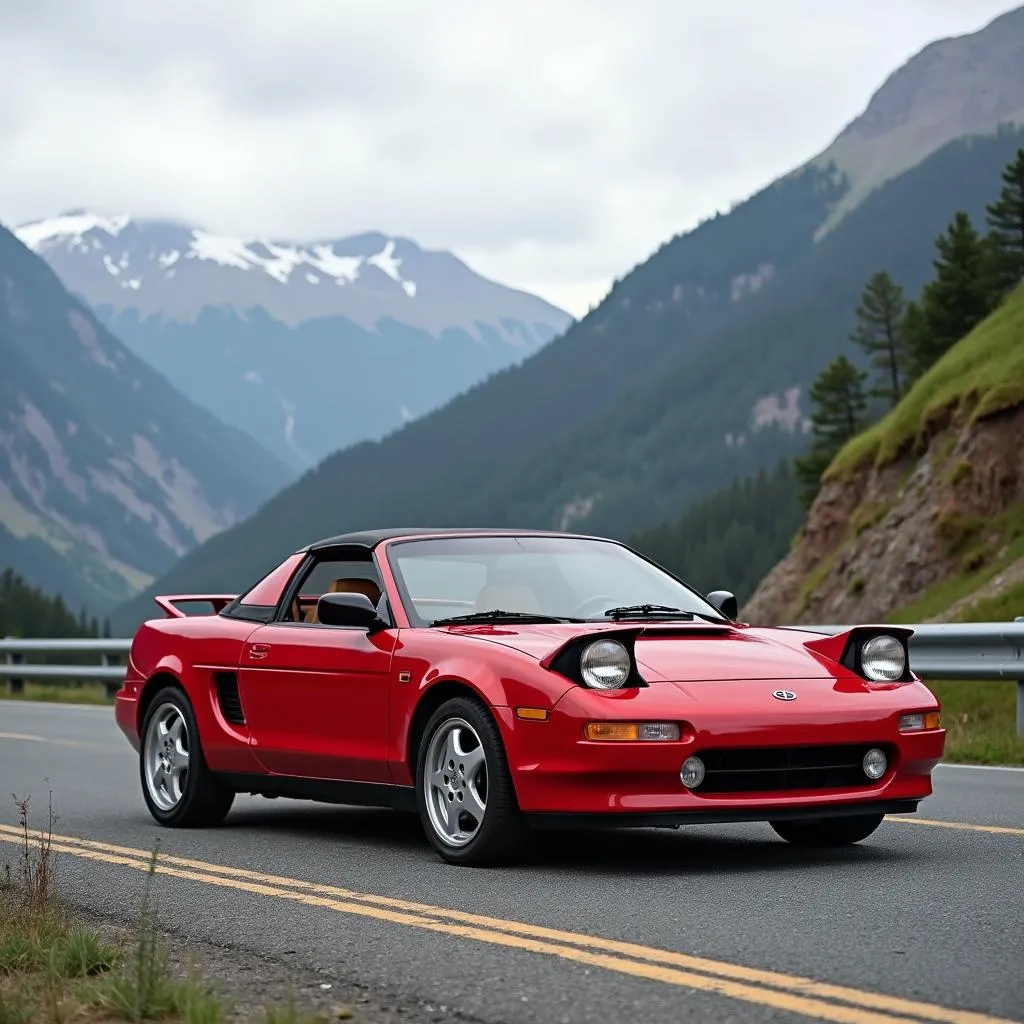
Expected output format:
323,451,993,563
772,689,797,701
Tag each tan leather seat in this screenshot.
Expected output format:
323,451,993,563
473,583,543,613
305,577,383,623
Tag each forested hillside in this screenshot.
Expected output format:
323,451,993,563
0,567,103,638
115,128,1024,631
0,224,292,616
744,145,1024,625
627,461,803,604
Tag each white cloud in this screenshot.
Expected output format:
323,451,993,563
0,0,1017,316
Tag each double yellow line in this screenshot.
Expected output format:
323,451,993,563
0,825,1018,1024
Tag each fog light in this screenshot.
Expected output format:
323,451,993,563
680,756,705,789
862,747,887,780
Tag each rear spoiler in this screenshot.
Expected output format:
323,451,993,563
154,594,237,618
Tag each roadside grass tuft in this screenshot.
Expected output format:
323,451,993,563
0,792,338,1023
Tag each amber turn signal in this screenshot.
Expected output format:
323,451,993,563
515,707,549,721
584,722,680,741
898,710,941,731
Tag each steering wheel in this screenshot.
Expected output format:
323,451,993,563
573,594,616,619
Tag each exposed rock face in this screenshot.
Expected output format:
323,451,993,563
740,402,1024,626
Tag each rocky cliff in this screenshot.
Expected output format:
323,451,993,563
741,285,1024,626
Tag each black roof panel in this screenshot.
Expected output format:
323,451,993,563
304,527,606,551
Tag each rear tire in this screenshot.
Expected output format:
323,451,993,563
139,685,235,827
770,813,885,847
415,695,528,866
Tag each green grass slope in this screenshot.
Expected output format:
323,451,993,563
830,281,1024,476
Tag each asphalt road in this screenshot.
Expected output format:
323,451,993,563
2,699,1022,1024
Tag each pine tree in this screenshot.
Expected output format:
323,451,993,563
850,271,907,407
794,356,870,507
906,212,991,378
985,146,1024,298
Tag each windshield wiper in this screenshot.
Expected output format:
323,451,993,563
431,609,584,626
603,604,696,620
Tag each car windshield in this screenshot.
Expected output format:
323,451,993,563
385,535,724,626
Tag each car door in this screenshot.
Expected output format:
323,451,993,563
237,611,397,783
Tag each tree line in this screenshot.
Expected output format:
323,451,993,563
0,567,110,638
794,147,1024,506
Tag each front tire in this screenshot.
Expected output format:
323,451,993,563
139,685,235,827
415,696,528,866
770,812,885,847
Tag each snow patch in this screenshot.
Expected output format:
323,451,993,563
368,239,402,281
158,250,180,267
308,244,363,282
102,254,121,276
243,369,263,385
402,280,417,297
189,230,255,271
305,272,320,284
15,212,129,250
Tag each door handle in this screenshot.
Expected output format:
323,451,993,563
248,643,270,660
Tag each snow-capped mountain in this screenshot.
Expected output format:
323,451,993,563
16,211,573,466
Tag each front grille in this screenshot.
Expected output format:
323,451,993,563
695,744,886,794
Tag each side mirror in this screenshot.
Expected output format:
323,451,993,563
316,591,382,630
706,590,738,620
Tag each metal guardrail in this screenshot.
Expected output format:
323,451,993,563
2,621,1023,733
1,638,129,699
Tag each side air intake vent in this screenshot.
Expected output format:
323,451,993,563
214,672,245,725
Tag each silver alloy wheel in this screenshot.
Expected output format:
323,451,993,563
423,717,487,847
143,701,191,812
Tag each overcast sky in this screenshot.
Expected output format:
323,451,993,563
0,0,1018,316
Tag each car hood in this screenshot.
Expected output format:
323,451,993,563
446,622,834,681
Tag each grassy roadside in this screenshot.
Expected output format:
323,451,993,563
4,680,1020,765
929,681,1024,766
0,795,350,1024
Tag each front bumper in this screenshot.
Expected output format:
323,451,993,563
498,684,945,818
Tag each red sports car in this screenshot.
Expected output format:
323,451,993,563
115,528,945,865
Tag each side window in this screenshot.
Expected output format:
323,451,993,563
280,549,385,626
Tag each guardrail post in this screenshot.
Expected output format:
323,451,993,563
102,653,121,700
4,646,24,696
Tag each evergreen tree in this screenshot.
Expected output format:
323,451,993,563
906,212,991,378
0,568,99,638
794,356,870,507
850,271,908,406
985,146,1024,297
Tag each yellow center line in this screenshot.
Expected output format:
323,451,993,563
887,817,1024,837
0,826,1016,1024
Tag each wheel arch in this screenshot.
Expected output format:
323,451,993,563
137,670,187,734
406,678,497,771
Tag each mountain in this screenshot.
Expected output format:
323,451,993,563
812,3,1024,235
0,224,292,614
113,8,1024,631
741,283,1024,626
14,214,573,467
